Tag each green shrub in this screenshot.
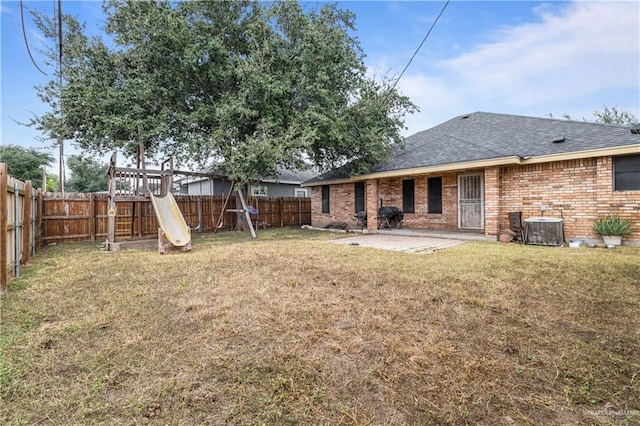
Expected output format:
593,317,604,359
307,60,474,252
592,215,634,236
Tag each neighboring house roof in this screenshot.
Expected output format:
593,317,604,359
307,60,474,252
304,112,640,186
265,167,317,185
175,165,317,185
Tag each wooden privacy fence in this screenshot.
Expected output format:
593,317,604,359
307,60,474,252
1,164,41,293
1,161,310,293
41,193,311,245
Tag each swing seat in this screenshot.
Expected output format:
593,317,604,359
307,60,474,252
246,206,259,215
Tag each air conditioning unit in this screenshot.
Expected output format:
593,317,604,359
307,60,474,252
524,217,564,246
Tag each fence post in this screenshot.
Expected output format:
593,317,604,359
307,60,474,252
31,188,37,257
36,189,43,250
197,196,202,233
90,193,96,241
1,163,8,293
13,182,20,278
22,181,32,265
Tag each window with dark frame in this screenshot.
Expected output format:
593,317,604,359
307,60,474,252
428,177,443,214
321,185,330,213
354,182,365,213
614,154,640,191
402,179,415,213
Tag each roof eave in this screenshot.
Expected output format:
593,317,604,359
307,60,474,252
303,144,640,186
259,179,303,185
519,144,640,165
302,156,521,186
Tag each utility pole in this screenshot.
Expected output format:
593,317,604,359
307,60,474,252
56,0,65,194
58,138,64,194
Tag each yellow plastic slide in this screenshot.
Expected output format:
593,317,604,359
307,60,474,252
149,192,191,247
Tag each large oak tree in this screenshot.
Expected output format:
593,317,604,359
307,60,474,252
31,0,417,182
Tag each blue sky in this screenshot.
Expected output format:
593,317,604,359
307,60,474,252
1,0,639,170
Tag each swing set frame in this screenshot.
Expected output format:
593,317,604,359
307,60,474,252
214,180,257,238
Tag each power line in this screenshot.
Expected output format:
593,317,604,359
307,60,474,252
19,0,48,76
388,0,450,95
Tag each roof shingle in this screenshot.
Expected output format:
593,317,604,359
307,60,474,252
305,111,640,184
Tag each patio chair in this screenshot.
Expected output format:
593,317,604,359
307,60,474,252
508,211,525,243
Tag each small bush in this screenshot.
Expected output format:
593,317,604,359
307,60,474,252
592,215,634,236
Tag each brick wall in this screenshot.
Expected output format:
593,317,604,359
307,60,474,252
365,179,378,231
499,157,640,243
310,156,640,243
311,183,360,228
381,174,459,230
311,173,461,231
484,167,500,238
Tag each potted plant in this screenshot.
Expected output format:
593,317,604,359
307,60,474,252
592,214,634,247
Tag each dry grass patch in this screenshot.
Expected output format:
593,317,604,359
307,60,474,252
1,229,639,425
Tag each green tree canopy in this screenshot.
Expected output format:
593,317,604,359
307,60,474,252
30,0,417,182
550,106,638,127
66,155,108,193
592,106,638,127
45,175,59,192
0,144,53,189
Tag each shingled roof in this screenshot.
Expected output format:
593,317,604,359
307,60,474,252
177,165,317,185
304,112,640,185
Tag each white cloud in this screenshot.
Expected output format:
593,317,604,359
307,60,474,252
381,1,640,135
395,73,465,131
444,2,638,101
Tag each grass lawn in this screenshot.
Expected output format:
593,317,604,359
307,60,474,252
1,229,639,425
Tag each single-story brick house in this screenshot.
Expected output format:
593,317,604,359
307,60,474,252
302,112,640,244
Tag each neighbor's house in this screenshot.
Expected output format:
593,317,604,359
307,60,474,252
176,167,315,198
303,112,640,243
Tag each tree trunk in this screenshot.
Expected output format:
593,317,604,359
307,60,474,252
234,193,249,231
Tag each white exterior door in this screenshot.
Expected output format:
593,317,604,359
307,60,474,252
458,173,484,229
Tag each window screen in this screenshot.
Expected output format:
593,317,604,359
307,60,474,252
614,155,640,191
354,182,365,213
321,185,330,213
428,177,443,214
402,179,415,213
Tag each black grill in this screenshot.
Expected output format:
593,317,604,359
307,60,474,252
378,206,404,229
354,211,367,229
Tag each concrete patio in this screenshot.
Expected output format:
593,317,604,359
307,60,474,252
328,228,492,254
376,227,493,241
